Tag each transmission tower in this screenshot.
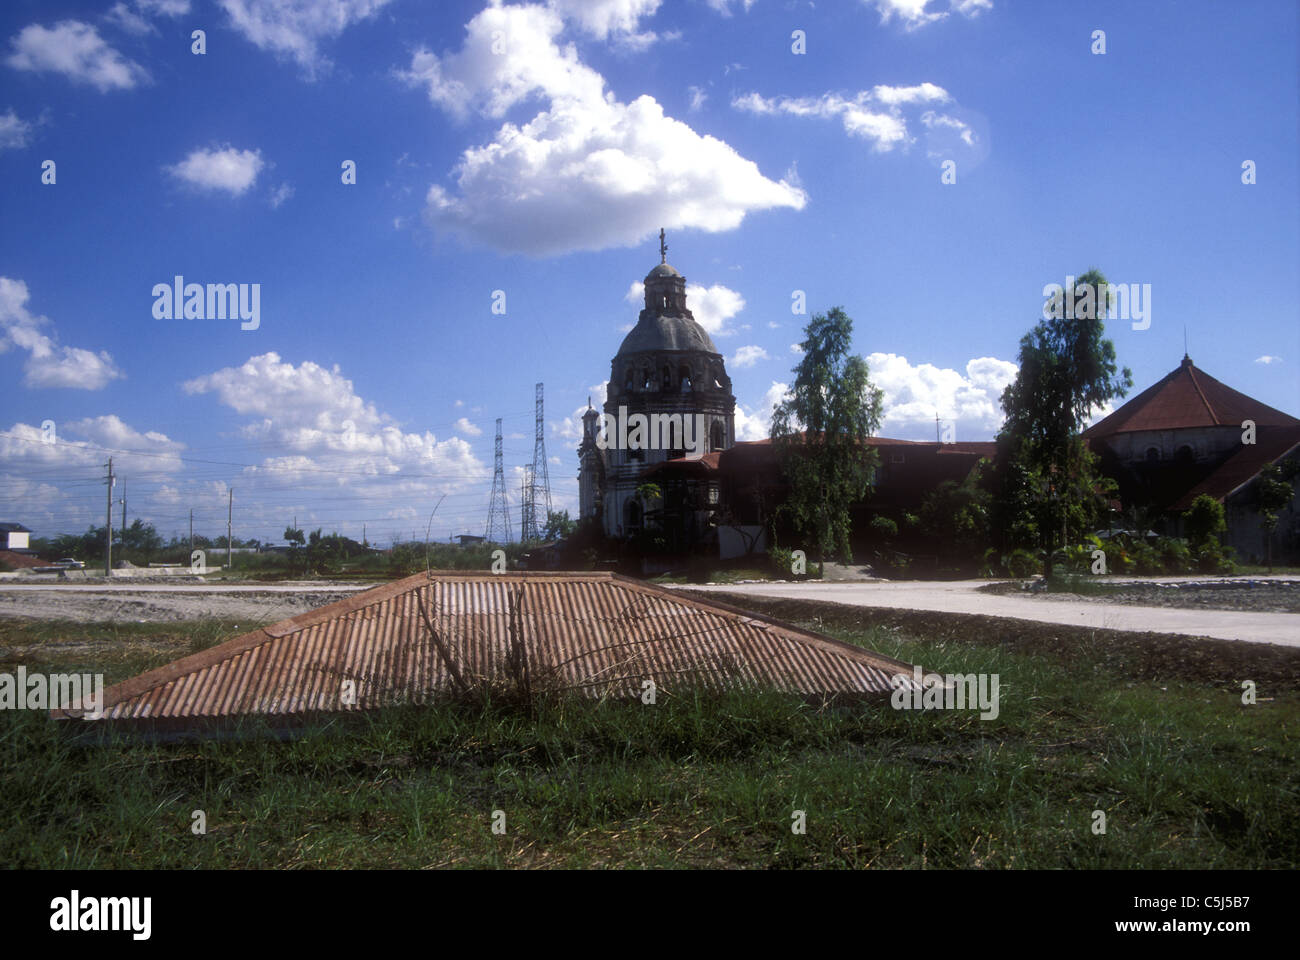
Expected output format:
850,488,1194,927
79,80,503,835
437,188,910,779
485,418,512,543
520,463,534,542
522,382,552,540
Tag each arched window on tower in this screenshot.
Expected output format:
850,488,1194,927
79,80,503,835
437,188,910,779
642,368,652,390
624,366,633,391
662,366,672,390
625,499,642,531
679,365,691,392
711,422,724,452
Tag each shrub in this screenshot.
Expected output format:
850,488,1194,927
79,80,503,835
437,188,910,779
768,546,794,579
1195,540,1237,575
1156,537,1192,574
1007,548,1039,578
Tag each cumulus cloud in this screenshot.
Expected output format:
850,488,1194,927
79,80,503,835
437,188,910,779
217,0,392,78
624,280,745,337
868,0,992,30
182,352,485,488
550,0,660,41
734,381,790,441
1255,355,1282,365
6,21,148,91
730,345,768,368
687,85,707,111
0,416,183,477
403,2,805,256
0,277,124,389
705,0,757,14
454,417,483,436
866,352,1016,440
166,145,264,195
0,109,32,150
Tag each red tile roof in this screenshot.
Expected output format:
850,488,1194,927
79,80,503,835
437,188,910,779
1084,356,1300,438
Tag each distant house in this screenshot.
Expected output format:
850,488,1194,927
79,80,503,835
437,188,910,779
1084,355,1300,562
455,534,486,547
0,523,32,552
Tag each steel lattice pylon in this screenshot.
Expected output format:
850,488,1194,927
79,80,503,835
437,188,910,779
485,418,512,543
521,383,552,541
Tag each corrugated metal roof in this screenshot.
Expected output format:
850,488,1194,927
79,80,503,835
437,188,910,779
54,572,918,729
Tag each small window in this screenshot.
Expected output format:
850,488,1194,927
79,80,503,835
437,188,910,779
891,451,905,464
711,422,724,451
1145,447,1160,463
1175,444,1194,463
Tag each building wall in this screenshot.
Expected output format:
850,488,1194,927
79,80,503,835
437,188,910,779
1103,426,1240,465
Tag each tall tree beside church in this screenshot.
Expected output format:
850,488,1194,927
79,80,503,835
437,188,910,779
992,269,1132,576
770,307,883,564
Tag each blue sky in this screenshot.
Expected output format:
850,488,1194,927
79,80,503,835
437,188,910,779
1,0,1296,545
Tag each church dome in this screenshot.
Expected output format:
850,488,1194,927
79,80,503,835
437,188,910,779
645,262,681,281
617,313,717,356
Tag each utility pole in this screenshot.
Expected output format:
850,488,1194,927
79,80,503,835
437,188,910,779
120,482,126,549
227,488,233,570
103,458,114,576
189,509,194,552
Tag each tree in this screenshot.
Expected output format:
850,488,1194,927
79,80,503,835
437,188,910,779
541,509,576,542
770,307,884,564
994,269,1132,577
284,526,305,547
1255,459,1300,571
920,460,993,565
1182,494,1226,549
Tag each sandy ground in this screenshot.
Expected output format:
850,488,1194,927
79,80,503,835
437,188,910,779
684,579,1300,646
0,581,366,623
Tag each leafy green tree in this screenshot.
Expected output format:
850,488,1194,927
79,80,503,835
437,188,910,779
1255,459,1299,570
1182,494,1226,549
920,460,993,564
541,510,576,542
770,306,884,564
994,269,1132,577
284,526,305,547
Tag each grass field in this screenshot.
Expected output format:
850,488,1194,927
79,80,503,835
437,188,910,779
1,613,1295,869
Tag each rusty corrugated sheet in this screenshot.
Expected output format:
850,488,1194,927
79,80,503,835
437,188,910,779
55,572,919,727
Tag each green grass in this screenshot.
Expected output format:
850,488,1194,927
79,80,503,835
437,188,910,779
0,617,1295,868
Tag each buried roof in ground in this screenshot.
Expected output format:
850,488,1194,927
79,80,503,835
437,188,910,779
53,572,917,733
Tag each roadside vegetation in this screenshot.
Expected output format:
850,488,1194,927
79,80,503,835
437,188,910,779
1,611,1295,869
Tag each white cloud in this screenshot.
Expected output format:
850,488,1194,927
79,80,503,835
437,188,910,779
549,0,660,40
624,280,745,336
1255,355,1282,365
454,417,483,436
0,277,124,390
687,85,707,111
706,0,757,14
0,416,183,477
790,343,803,354
0,109,32,150
105,3,155,35
217,0,392,78
866,352,1016,439
734,381,790,441
6,21,148,92
554,382,608,443
734,84,957,154
730,345,768,368
867,0,991,30
404,2,805,256
269,181,294,208
182,353,485,488
166,145,264,195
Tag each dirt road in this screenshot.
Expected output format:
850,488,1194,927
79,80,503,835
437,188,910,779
0,582,367,623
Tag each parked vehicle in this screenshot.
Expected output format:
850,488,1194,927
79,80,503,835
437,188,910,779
54,558,85,569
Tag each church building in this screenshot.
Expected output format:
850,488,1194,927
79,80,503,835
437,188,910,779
578,232,736,547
